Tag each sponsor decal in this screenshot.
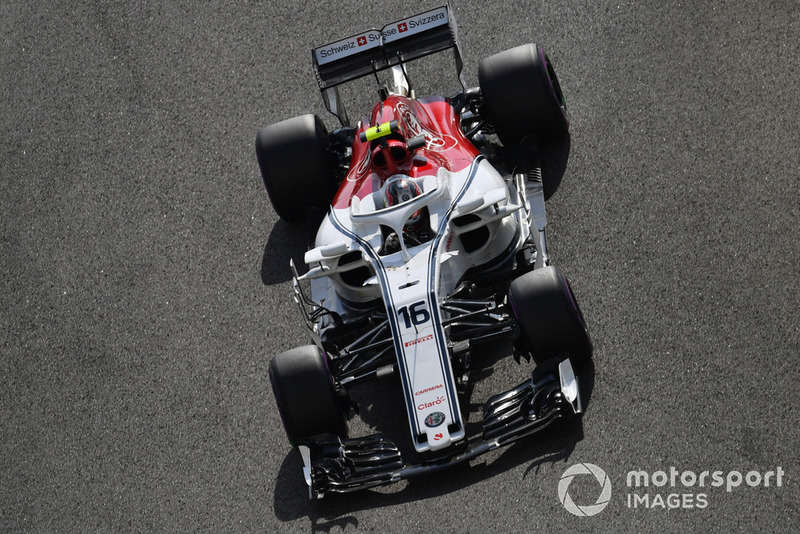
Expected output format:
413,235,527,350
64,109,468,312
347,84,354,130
383,8,448,43
415,384,443,396
353,149,371,178
397,102,458,151
410,11,447,29
417,395,445,411
315,31,381,65
444,230,454,252
433,432,443,441
316,7,448,65
424,411,446,428
316,40,356,61
404,334,434,348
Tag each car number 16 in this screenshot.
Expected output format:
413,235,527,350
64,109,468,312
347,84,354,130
397,301,431,328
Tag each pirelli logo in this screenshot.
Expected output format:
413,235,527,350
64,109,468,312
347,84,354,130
404,334,434,348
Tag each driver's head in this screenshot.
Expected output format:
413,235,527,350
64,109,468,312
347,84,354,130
384,178,423,229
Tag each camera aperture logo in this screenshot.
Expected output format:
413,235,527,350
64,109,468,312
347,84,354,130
558,463,612,517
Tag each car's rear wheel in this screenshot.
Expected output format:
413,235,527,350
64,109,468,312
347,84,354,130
255,114,338,223
269,345,348,445
508,266,592,366
478,43,569,145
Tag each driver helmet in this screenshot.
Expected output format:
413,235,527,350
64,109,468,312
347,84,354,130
384,178,423,229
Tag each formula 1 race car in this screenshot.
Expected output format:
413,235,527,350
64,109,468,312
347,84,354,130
256,4,592,499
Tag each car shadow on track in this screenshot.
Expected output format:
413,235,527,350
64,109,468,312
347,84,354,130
271,355,595,530
541,135,570,201
260,211,325,285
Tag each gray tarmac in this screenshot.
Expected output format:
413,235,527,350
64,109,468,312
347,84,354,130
2,1,799,532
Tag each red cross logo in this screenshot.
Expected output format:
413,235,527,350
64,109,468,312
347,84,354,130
357,36,367,46
398,23,408,32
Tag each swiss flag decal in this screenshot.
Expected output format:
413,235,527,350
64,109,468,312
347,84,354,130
398,23,408,32
357,36,367,46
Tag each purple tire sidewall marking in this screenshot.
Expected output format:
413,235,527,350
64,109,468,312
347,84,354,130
322,349,336,386
561,273,587,330
538,47,569,127
508,291,534,354
268,364,293,443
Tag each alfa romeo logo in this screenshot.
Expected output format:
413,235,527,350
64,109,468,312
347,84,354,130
424,411,445,428
558,463,612,517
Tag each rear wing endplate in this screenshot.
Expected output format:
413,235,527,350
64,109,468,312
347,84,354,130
311,3,466,125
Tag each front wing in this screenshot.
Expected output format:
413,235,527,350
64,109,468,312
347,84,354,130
297,356,582,499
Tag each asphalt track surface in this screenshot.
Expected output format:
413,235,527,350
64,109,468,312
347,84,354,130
3,1,799,532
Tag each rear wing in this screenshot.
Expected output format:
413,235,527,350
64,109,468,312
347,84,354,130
311,3,466,125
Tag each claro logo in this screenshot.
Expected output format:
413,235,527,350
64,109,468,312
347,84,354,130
417,395,445,411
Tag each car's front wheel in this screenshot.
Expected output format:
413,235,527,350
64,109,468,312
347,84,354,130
268,345,348,445
508,266,592,366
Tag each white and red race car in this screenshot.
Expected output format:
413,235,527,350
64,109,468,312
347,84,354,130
256,4,592,499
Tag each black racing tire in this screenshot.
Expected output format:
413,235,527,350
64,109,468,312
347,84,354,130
268,345,348,445
508,266,592,365
478,43,569,145
255,114,337,223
